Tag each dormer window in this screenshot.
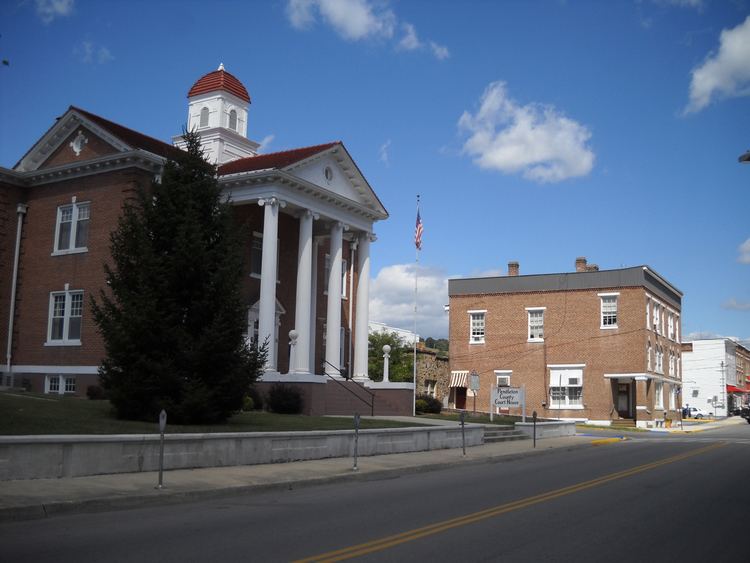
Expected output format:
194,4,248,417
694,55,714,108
228,109,237,131
199,107,209,128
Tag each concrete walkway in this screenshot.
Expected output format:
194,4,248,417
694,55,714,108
663,415,747,433
0,429,591,523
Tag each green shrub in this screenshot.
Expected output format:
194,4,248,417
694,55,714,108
86,385,107,400
415,394,441,414
267,383,303,414
246,385,264,410
242,395,254,411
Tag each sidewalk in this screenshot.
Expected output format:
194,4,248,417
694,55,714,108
0,433,591,523
664,415,747,433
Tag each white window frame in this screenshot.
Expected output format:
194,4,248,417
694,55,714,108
228,109,237,131
468,310,486,344
548,366,584,410
598,292,619,329
53,200,90,255
494,370,512,388
647,341,652,371
668,312,674,340
424,379,437,397
655,381,664,409
653,302,661,334
46,286,83,346
646,298,650,330
250,231,279,283
526,307,545,342
44,375,77,395
669,385,676,410
199,106,209,128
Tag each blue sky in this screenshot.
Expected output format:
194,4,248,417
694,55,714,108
1,0,748,342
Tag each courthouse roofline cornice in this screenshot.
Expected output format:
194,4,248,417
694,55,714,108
218,169,387,222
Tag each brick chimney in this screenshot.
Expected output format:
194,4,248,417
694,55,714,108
507,261,520,276
575,257,587,272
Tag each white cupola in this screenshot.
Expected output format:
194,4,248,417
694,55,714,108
173,63,259,164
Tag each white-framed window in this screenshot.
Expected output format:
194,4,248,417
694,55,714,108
54,201,90,254
668,313,674,340
675,316,680,342
45,375,76,395
653,303,661,334
655,381,664,409
228,109,237,131
468,310,486,344
324,254,347,298
646,298,650,329
424,379,437,397
669,385,676,410
599,293,618,328
494,370,511,387
656,346,663,374
526,307,545,342
199,106,209,127
250,232,279,282
549,366,584,409
47,287,83,345
647,341,652,371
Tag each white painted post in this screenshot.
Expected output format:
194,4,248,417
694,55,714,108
382,344,391,383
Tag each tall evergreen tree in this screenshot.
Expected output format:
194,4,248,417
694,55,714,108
92,131,265,424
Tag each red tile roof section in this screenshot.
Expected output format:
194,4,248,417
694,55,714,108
188,69,251,103
218,142,339,175
71,106,184,160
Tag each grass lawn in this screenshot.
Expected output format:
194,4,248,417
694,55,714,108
0,391,426,435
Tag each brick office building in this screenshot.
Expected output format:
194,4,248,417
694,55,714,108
0,66,412,415
448,257,684,428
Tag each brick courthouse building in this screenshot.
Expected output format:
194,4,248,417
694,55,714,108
448,258,684,428
0,66,413,415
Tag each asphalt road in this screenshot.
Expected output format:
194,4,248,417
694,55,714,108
2,425,749,562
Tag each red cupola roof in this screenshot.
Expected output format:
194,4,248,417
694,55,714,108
188,64,251,103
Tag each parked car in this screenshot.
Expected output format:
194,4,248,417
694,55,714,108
740,406,750,424
685,406,711,419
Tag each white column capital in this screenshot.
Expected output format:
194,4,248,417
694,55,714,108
298,209,319,220
258,197,287,209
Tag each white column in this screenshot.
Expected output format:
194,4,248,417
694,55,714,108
325,222,345,377
309,238,319,373
258,197,284,371
353,233,372,381
293,210,316,374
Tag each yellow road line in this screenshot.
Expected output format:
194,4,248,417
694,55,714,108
295,442,726,563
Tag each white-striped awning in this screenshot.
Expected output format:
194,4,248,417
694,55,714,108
450,370,469,388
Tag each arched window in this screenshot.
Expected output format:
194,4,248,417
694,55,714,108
228,109,237,131
199,107,209,128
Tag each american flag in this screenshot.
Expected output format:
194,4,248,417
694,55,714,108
415,208,423,250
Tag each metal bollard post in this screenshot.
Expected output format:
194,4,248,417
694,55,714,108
460,410,466,456
353,413,360,471
156,409,167,489
532,410,537,449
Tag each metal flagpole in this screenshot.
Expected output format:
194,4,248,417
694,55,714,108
413,195,420,416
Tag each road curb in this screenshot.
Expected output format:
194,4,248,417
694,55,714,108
591,437,628,446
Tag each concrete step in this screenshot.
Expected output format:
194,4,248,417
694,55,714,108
482,426,529,443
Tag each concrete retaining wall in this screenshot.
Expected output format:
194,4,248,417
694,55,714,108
0,425,483,481
515,421,577,439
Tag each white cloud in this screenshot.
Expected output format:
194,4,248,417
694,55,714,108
429,41,450,60
75,41,114,65
684,15,750,114
738,238,750,264
258,134,276,153
397,23,420,51
458,81,595,183
723,298,750,311
379,139,391,166
286,1,447,59
369,264,449,338
654,0,704,9
287,0,395,41
35,0,74,24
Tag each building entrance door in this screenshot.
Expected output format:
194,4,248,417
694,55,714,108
617,383,631,418
455,387,467,410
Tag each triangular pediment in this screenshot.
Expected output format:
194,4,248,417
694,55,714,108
15,108,133,172
284,144,387,218
14,106,181,173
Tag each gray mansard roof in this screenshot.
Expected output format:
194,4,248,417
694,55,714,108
449,266,682,309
